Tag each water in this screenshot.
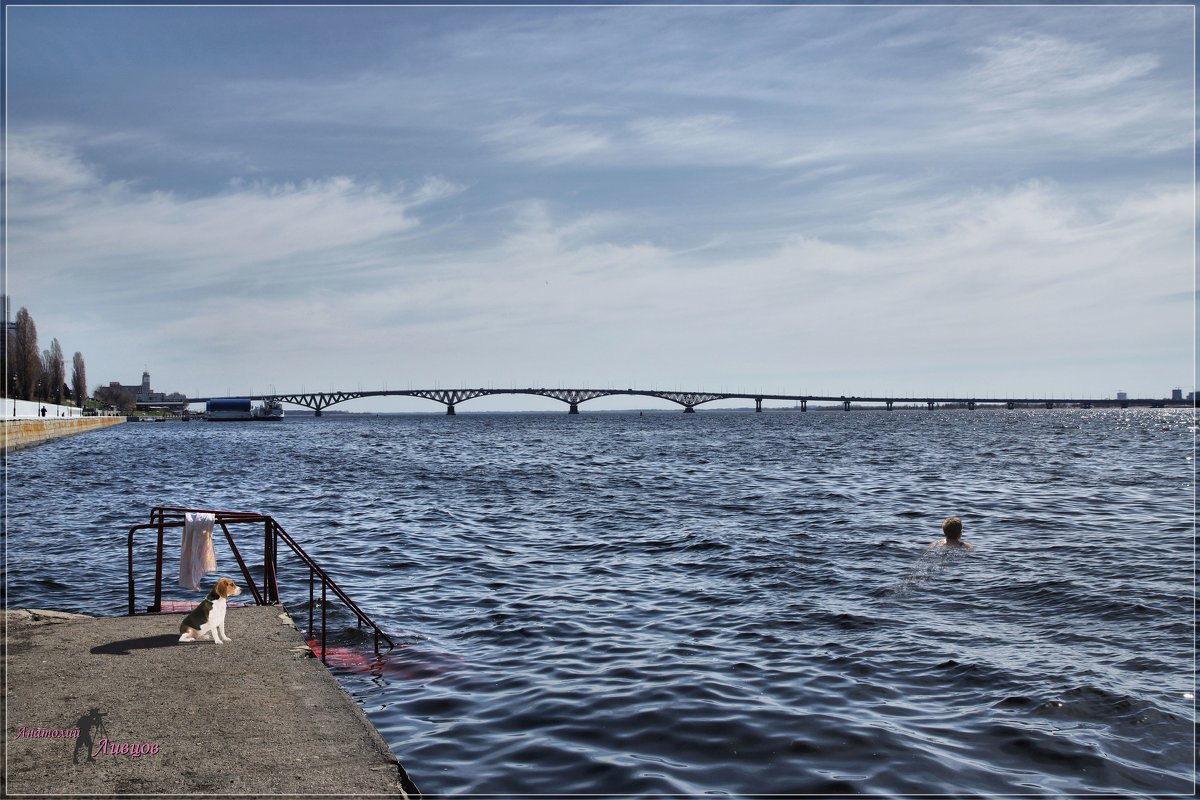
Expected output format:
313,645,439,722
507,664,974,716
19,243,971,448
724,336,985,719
6,409,1195,796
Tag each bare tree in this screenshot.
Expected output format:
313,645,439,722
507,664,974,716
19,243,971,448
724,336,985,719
39,351,52,401
43,338,65,405
11,307,41,401
94,384,136,415
71,352,88,408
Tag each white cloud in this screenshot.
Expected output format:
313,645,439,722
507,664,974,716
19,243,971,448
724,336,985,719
9,131,1190,399
6,134,462,290
483,115,612,164
968,33,1158,103
6,133,99,191
176,9,1192,181
171,178,1190,388
947,32,1188,156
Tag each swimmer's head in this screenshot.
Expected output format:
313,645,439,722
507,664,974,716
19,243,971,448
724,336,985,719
942,517,963,542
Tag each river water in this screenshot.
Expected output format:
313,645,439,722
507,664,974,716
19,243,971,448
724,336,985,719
6,408,1195,796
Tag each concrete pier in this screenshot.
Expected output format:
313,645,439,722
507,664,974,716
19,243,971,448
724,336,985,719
3,417,125,453
3,606,419,796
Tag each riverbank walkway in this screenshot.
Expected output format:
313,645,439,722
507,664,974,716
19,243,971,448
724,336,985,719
4,606,419,796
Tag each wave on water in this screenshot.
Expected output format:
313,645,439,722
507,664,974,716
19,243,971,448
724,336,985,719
6,409,1195,796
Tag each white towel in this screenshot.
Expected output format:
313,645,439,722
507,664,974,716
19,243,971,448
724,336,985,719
179,512,218,590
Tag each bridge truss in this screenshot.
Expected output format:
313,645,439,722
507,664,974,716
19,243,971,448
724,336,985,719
262,388,741,415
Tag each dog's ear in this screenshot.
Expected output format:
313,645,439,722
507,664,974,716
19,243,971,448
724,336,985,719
216,578,234,597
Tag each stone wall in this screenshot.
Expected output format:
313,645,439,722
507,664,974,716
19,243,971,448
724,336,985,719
3,417,125,453
2,399,88,418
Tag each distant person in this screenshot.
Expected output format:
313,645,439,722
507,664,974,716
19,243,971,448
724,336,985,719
931,516,973,550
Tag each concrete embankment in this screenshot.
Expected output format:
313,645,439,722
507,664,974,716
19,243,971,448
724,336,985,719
3,416,125,452
3,605,419,796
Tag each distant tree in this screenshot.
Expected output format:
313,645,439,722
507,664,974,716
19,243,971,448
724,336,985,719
42,338,65,405
11,307,41,401
38,353,51,401
71,352,88,407
94,384,136,415
116,388,136,415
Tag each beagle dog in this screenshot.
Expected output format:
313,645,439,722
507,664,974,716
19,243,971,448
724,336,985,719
178,578,243,644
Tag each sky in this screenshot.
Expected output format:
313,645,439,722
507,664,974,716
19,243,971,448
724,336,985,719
4,3,1195,412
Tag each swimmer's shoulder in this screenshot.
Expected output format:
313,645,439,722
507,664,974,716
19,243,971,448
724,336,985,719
928,539,974,550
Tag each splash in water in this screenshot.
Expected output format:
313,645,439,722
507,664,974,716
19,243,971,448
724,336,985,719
888,543,974,597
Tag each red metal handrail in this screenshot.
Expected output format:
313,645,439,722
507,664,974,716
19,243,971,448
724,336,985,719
127,506,395,660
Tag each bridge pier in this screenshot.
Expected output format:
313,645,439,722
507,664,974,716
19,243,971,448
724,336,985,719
842,400,851,411
446,404,456,416
800,400,807,412
755,398,762,413
683,406,696,414
568,403,579,414
1045,401,1054,410
1007,401,1015,410
314,408,323,417
927,401,936,410
967,401,976,411
1120,401,1129,409
886,400,893,411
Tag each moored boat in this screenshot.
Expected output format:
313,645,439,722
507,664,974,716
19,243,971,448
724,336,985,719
205,398,285,421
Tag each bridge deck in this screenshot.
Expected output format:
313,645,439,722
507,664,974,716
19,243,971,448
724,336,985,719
176,387,1194,414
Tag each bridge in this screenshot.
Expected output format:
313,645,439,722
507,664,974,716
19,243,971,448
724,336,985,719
180,388,1195,416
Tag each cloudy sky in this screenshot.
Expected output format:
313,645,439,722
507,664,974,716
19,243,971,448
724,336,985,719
5,3,1194,411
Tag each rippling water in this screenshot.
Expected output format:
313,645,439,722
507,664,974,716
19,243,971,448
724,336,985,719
6,409,1195,796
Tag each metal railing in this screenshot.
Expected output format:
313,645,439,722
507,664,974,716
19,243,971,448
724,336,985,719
127,506,394,661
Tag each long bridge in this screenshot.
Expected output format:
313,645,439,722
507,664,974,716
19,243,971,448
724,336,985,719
175,388,1195,415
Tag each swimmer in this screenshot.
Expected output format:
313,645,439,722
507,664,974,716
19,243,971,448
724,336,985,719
930,516,973,550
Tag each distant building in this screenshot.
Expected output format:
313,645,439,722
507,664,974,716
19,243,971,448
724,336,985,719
1171,388,1183,401
109,371,186,404
1116,391,1127,402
